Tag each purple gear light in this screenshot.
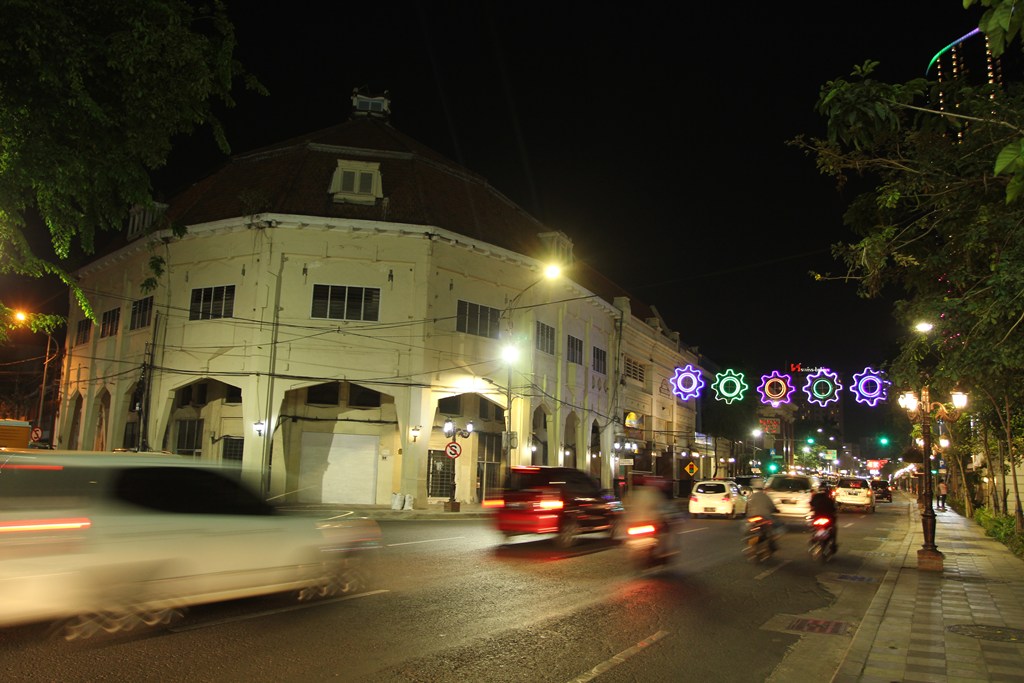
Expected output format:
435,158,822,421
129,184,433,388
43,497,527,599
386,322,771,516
757,370,795,408
670,364,705,401
850,367,890,407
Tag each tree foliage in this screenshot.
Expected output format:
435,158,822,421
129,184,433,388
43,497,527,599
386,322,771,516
794,1,1024,523
0,0,263,326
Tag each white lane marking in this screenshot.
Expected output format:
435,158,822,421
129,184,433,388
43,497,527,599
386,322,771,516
168,590,390,632
680,527,708,534
754,559,791,581
842,522,854,528
386,536,465,547
567,629,671,682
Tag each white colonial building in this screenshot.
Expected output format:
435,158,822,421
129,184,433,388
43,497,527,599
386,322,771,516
54,92,710,508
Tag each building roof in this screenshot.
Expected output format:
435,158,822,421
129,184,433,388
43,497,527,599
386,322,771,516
155,103,672,342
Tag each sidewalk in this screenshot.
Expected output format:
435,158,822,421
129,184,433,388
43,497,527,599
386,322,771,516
833,494,1024,683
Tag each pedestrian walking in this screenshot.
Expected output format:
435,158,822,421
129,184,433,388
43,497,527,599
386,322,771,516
937,479,948,511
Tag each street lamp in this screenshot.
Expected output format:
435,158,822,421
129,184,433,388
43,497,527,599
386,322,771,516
443,418,474,511
13,310,55,445
500,263,561,472
898,385,968,570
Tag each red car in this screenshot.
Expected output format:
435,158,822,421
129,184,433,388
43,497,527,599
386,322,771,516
488,466,623,548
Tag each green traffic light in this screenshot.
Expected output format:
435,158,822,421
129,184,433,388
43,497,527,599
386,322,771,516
767,462,779,473
806,437,815,444
879,436,890,446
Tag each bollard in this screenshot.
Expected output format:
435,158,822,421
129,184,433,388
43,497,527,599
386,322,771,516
403,493,414,511
391,492,402,510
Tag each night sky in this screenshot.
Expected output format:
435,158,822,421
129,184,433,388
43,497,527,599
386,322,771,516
139,3,994,437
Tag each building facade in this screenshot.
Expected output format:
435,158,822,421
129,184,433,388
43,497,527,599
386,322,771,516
54,92,705,507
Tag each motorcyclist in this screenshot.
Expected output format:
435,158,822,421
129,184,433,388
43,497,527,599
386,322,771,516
809,483,838,552
622,476,677,555
744,488,779,551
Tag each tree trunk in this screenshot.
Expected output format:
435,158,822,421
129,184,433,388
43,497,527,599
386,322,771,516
1004,396,1024,533
952,440,972,518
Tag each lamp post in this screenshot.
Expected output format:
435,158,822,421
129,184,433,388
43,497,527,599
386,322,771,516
500,263,561,474
443,418,473,512
898,385,968,570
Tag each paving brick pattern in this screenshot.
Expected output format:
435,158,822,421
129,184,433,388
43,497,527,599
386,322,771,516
833,500,1024,683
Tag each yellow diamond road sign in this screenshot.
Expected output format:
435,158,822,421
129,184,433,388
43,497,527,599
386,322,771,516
685,462,698,476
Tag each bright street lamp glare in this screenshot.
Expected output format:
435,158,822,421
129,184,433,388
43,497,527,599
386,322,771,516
543,264,561,280
914,321,934,333
501,345,519,363
14,311,26,322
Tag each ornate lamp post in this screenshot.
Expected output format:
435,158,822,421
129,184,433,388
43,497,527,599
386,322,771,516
897,385,968,570
442,418,474,512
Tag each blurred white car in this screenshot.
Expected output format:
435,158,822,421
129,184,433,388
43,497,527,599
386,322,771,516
764,473,820,518
0,450,381,639
688,480,747,519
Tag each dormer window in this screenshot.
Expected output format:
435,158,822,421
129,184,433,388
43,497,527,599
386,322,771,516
329,159,383,205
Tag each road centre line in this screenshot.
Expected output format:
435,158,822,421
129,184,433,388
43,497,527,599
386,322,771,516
168,590,390,632
567,629,671,682
680,527,708,534
386,536,465,546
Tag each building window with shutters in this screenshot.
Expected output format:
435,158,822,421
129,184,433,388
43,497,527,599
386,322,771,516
593,346,607,374
189,285,235,320
311,285,380,321
75,319,91,346
456,300,501,339
624,356,646,384
129,296,154,330
100,308,120,338
567,335,583,365
536,322,555,355
328,159,382,205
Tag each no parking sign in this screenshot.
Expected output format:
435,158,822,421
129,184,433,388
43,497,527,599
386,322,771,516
445,441,462,459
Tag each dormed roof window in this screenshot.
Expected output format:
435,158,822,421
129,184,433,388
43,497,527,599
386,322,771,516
328,159,382,205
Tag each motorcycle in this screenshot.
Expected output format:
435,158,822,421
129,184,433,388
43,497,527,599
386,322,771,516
808,516,836,562
743,515,774,563
624,520,675,570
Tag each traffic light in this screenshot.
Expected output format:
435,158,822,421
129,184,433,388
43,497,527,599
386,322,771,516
878,435,890,446
806,437,815,445
767,462,779,474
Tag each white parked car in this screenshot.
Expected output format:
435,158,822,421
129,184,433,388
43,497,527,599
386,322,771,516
0,450,381,640
689,480,747,519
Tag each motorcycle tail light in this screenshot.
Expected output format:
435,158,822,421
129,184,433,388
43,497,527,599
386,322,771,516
812,517,831,526
627,524,656,535
747,516,763,523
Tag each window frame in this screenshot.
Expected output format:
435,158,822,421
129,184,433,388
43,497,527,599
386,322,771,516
567,335,583,365
189,285,235,321
536,321,555,355
311,284,381,322
129,295,154,330
100,307,121,338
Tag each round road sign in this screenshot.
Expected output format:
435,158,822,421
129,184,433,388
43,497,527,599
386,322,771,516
445,441,462,459
31,427,42,441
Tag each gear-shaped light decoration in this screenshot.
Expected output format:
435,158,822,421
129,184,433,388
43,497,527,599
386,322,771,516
802,368,842,407
711,369,748,404
670,364,705,401
850,366,890,407
757,370,795,408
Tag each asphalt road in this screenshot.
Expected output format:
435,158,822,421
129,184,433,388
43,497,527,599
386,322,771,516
0,501,909,682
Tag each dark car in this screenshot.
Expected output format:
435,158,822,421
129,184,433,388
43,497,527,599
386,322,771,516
490,466,623,548
871,479,893,503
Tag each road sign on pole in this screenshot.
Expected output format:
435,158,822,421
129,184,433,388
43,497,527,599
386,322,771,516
445,441,462,459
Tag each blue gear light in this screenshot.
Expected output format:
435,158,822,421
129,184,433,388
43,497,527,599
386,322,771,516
670,364,705,401
850,367,890,407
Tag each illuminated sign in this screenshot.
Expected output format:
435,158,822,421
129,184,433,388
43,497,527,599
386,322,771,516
757,370,795,408
711,369,748,404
